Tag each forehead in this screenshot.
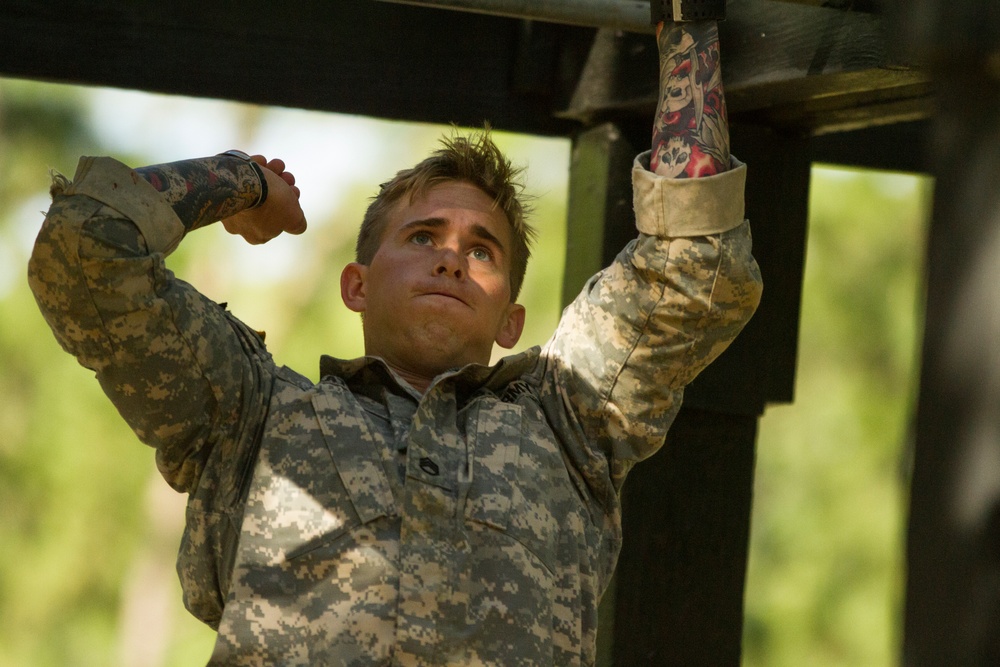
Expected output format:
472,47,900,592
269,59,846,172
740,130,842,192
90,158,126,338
395,180,505,224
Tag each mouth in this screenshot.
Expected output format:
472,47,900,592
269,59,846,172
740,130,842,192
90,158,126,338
421,291,469,307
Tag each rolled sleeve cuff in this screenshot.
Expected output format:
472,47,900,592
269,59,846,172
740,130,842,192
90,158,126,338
632,151,747,238
65,156,186,254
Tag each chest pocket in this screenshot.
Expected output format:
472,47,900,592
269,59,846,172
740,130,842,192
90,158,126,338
311,389,396,528
464,400,522,530
464,397,560,571
225,384,400,645
241,385,396,563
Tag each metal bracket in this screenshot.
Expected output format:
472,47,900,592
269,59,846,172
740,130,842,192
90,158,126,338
650,0,727,24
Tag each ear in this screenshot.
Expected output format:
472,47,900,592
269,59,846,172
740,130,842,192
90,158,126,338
340,262,368,313
495,303,526,349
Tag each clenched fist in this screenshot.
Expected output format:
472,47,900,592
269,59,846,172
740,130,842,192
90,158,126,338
222,155,307,244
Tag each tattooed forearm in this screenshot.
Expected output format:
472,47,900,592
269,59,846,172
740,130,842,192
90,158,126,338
136,156,262,232
651,21,730,178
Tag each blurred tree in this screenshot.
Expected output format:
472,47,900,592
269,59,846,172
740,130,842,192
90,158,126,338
1,79,145,667
743,166,931,667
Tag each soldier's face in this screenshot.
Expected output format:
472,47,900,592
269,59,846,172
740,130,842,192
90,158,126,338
341,180,525,379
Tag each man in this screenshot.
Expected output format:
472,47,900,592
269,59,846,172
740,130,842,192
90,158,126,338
28,10,760,667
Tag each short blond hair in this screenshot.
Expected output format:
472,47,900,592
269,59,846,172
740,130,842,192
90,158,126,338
356,128,536,301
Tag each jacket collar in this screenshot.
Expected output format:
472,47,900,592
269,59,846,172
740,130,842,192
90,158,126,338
319,347,541,397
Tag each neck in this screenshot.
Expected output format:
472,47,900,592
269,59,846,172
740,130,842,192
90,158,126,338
389,364,433,394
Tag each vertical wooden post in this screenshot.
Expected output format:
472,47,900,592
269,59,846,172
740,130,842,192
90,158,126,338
613,408,759,666
615,124,810,666
563,122,644,666
899,2,1000,663
563,121,810,665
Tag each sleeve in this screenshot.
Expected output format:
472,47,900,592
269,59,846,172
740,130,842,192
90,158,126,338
538,152,763,504
27,156,274,497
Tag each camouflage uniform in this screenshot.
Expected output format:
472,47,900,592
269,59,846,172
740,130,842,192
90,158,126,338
28,154,761,666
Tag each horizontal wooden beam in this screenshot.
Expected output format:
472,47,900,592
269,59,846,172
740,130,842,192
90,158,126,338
809,120,930,173
561,0,933,135
375,0,652,33
770,0,880,10
375,0,880,33
0,0,930,137
0,0,589,136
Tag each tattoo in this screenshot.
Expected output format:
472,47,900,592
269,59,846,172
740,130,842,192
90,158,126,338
136,156,261,231
651,22,730,178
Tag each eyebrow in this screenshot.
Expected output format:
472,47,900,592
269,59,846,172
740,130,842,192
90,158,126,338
400,217,507,255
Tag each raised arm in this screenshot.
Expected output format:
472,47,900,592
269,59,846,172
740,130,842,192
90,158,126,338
28,152,305,493
539,7,759,502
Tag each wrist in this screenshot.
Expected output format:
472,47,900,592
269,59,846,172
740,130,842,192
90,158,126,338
136,155,268,232
217,150,268,208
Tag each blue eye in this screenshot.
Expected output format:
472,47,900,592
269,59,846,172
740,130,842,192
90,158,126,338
470,247,493,262
411,232,432,245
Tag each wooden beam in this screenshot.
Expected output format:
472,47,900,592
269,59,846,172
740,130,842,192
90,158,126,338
728,70,932,136
903,84,1000,667
770,0,880,10
562,120,793,666
900,2,1000,664
608,121,814,665
0,0,589,137
561,2,932,135
560,123,638,306
614,407,758,667
376,0,653,33
685,122,812,413
809,120,931,174
562,122,644,666
0,0,930,137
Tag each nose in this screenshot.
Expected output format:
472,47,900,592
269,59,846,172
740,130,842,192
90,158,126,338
434,245,465,279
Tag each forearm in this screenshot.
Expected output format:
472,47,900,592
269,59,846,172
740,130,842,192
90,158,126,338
651,21,730,178
136,154,264,232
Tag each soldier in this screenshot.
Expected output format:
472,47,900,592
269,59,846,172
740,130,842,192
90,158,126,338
28,6,759,666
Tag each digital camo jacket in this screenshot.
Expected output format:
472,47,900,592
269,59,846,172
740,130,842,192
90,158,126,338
28,153,761,666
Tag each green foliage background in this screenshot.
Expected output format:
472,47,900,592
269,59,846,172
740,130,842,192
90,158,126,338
744,166,930,666
0,77,930,666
